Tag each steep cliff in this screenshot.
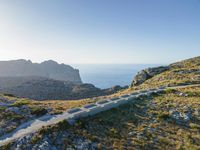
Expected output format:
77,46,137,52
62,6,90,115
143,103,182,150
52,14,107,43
0,59,82,84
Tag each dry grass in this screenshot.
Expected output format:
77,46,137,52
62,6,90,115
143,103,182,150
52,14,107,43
28,86,200,149
32,98,95,114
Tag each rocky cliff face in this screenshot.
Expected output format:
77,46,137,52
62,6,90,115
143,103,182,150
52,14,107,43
0,59,82,84
131,66,169,86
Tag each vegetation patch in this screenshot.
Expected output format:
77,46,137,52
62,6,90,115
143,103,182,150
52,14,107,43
30,106,47,116
158,112,170,120
3,93,16,97
25,86,200,149
11,99,30,107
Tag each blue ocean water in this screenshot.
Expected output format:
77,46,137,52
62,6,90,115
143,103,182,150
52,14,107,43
73,64,158,89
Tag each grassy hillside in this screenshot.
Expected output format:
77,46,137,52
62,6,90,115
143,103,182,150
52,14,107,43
129,56,200,91
4,85,200,150
0,94,96,138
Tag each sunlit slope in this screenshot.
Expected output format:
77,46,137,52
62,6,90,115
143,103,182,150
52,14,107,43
4,85,199,149
131,56,200,90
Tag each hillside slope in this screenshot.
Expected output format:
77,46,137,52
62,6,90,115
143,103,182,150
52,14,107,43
3,85,199,150
131,56,200,90
0,76,123,100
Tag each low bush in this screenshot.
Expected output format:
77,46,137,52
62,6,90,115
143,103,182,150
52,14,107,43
30,107,47,116
3,93,16,97
11,99,30,107
158,112,170,120
0,106,6,111
165,88,176,94
189,123,200,130
31,135,42,144
57,120,71,130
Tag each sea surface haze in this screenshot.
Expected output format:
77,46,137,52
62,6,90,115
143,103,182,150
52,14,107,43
73,64,159,89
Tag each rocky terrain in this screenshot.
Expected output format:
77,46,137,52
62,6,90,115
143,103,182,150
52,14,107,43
0,76,124,100
0,93,96,140
0,59,82,84
2,86,200,150
131,56,200,89
131,66,169,86
0,56,199,150
0,60,125,100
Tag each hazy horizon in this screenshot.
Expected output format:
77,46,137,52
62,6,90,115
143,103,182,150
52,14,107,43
74,63,159,88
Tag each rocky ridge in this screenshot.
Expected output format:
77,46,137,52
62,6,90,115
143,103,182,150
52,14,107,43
131,66,169,86
0,59,82,84
131,56,200,88
0,76,124,100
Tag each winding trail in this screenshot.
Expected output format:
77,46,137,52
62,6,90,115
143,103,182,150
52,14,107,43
0,84,199,146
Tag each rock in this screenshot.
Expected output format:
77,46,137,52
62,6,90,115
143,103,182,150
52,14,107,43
32,137,58,150
131,66,169,86
128,131,136,136
179,93,184,96
194,109,200,116
21,105,31,114
169,109,191,124
76,141,90,150
0,77,123,100
136,133,143,139
0,102,10,107
173,69,200,74
181,113,190,122
68,119,76,125
0,59,82,84
0,77,108,100
6,107,20,114
13,134,33,150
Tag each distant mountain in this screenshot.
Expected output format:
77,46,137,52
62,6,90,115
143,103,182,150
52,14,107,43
0,76,124,100
0,59,82,84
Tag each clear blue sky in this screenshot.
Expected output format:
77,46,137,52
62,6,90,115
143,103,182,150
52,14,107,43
0,0,199,64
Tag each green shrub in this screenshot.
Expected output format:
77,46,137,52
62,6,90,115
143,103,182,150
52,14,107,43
31,135,42,144
158,112,170,120
39,126,48,135
189,123,200,130
1,143,12,150
57,120,71,130
11,99,30,107
165,88,176,93
30,107,47,116
158,137,171,145
3,93,16,97
0,106,6,111
109,128,119,138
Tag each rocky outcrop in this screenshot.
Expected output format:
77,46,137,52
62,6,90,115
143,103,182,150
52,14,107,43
0,59,82,84
0,76,123,100
131,66,169,86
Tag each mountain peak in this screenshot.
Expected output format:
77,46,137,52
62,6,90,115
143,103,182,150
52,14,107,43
41,60,58,65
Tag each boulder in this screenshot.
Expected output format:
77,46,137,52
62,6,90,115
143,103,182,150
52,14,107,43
131,66,169,86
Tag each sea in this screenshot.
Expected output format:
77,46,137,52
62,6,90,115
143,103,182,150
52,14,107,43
73,64,158,89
